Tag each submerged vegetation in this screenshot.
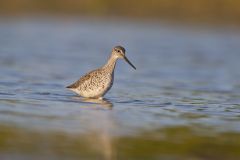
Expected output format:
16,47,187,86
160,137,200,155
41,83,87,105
0,0,240,25
1,124,240,160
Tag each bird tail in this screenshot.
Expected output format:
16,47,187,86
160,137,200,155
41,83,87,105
66,84,74,89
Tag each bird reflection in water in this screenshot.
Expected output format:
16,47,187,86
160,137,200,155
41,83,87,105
72,96,113,109
70,96,115,160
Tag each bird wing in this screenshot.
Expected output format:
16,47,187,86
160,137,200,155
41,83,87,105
66,70,96,89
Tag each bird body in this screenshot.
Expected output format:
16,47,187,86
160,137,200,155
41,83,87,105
66,46,136,99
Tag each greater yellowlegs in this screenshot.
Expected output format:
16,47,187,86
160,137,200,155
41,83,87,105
66,46,136,99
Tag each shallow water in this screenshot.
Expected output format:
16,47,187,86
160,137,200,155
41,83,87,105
1,18,240,160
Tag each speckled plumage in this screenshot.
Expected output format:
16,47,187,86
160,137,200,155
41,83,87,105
66,46,136,99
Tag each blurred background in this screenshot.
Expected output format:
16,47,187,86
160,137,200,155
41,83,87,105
1,1,240,160
0,0,240,25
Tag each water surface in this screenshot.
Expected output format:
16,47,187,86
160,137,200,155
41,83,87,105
1,18,240,160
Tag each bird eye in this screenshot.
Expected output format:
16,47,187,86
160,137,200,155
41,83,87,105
117,50,120,53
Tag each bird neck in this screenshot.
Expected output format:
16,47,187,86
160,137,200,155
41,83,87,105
103,54,118,73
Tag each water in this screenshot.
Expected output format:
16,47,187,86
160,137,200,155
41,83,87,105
1,18,240,160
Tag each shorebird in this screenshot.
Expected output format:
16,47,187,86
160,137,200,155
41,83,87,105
66,46,136,99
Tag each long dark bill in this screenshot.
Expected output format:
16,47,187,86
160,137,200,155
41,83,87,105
124,56,136,70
